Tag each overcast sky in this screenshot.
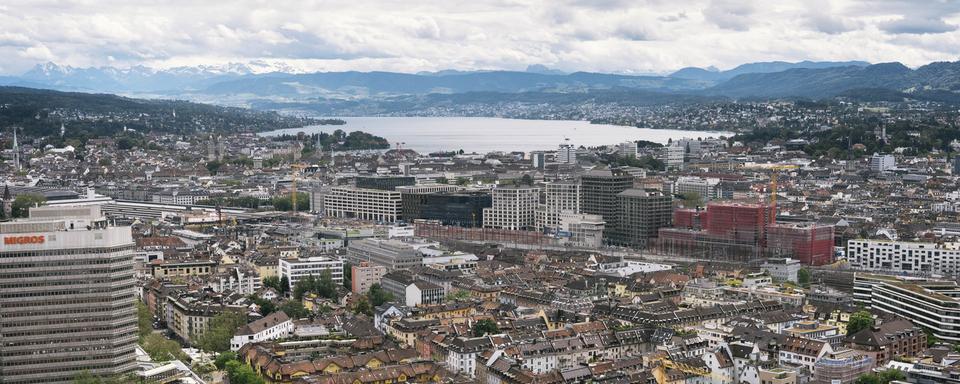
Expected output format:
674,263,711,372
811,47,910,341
1,0,958,75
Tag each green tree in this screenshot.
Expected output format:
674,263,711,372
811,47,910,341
279,300,309,319
141,333,188,362
354,296,373,316
247,295,276,316
797,268,811,287
473,319,499,336
73,371,136,384
367,284,395,307
435,176,449,184
214,351,238,370
206,160,222,175
343,264,352,289
855,369,906,384
262,276,281,291
846,310,876,336
195,311,247,353
11,194,46,218
279,276,290,294
924,327,940,347
137,301,153,342
224,360,265,384
519,174,534,185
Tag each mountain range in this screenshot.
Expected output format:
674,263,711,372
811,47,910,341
3,60,960,104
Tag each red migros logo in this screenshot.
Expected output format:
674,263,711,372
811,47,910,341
4,235,45,245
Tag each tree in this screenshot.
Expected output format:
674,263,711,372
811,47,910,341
855,369,905,384
142,333,188,362
73,371,136,384
367,284,395,307
293,270,338,301
677,192,702,208
473,319,499,336
279,276,290,294
11,194,45,218
225,360,265,384
343,264,352,289
262,276,281,292
195,311,247,353
797,268,811,287
279,300,309,320
206,160,222,175
247,295,276,316
435,176,449,184
214,351,238,370
354,296,373,316
137,301,153,342
519,174,534,185
846,310,876,336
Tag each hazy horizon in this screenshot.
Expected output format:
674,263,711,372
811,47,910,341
1,0,959,76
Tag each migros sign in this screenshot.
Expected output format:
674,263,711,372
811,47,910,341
4,235,45,245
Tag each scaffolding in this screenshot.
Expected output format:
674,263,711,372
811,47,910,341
766,222,836,266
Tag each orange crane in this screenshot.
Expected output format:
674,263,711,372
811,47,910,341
767,165,799,223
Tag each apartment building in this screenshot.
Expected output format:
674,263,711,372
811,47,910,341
278,256,345,290
854,273,960,342
848,240,960,277
346,238,423,271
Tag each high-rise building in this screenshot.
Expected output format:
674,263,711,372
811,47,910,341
674,177,720,203
868,153,895,172
531,151,546,169
663,144,685,170
482,186,539,231
580,169,634,242
536,181,581,231
0,205,137,383
557,144,577,164
278,256,344,290
612,189,673,247
397,184,461,221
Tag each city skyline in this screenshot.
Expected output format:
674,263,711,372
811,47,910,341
1,0,959,75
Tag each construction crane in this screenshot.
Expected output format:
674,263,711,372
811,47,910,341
766,165,800,223
290,163,305,215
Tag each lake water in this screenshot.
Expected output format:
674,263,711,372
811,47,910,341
261,117,731,153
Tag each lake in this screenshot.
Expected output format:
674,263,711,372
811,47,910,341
260,117,732,153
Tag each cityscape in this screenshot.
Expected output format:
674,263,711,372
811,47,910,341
3,1,960,384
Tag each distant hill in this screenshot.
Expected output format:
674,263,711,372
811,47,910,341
669,60,870,82
707,61,960,99
0,86,323,138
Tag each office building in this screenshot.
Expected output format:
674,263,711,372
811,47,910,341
278,256,344,290
558,212,605,248
381,270,444,307
351,262,387,294
847,240,960,277
580,169,634,242
0,205,137,384
482,186,539,231
868,153,895,172
398,184,467,222
355,176,416,191
558,143,577,164
0,205,138,383
420,191,491,227
536,181,581,231
323,186,402,222
853,273,960,342
612,189,673,247
760,258,802,282
346,238,422,271
674,176,720,203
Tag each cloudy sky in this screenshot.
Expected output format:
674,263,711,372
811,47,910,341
1,0,958,75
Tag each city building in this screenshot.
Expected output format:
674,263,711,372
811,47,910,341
347,238,422,271
848,318,926,366
0,205,138,384
531,151,546,169
868,153,895,172
580,169,634,243
536,181,581,231
766,223,835,266
278,256,345,290
558,212,605,248
674,176,720,203
355,176,417,191
418,191,491,227
323,186,402,222
482,186,539,231
398,184,461,221
381,270,444,307
853,273,960,342
557,143,577,164
230,312,294,351
611,189,673,247
351,261,387,294
760,258,802,282
209,266,262,295
847,240,960,277
663,144,685,170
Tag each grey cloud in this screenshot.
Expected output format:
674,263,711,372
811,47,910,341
702,0,756,31
880,17,957,34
